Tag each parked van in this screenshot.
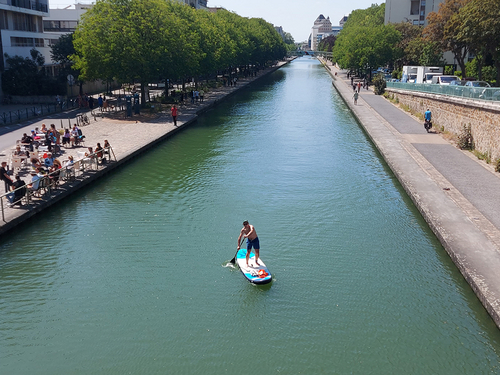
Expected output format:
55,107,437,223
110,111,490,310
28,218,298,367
431,75,460,85
416,66,443,83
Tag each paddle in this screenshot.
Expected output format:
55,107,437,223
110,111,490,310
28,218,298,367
230,237,246,264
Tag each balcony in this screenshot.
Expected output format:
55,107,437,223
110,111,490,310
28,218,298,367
10,0,48,13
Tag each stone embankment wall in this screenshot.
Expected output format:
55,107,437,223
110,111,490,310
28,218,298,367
386,89,500,161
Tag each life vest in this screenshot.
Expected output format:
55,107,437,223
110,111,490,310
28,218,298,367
258,269,268,278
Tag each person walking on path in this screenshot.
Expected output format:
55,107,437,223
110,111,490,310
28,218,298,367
424,108,432,132
353,91,359,105
237,220,260,267
171,105,178,126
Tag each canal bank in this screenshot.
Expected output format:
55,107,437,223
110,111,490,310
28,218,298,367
323,59,500,329
0,60,292,237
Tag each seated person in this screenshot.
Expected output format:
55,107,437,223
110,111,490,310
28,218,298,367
85,147,94,158
9,175,27,206
70,125,81,146
63,155,75,168
21,133,33,150
94,143,104,159
49,161,61,183
30,157,44,170
44,153,54,168
62,129,71,146
13,145,28,159
28,168,43,191
40,123,48,134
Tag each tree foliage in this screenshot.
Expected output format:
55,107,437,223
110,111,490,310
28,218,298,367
456,0,500,83
332,4,400,73
2,49,66,95
72,0,287,103
424,0,470,74
318,35,336,52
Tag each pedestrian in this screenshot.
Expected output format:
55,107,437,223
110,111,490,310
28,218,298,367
353,91,359,105
171,105,178,126
199,89,204,102
424,108,432,132
0,161,13,193
237,220,261,267
98,95,103,111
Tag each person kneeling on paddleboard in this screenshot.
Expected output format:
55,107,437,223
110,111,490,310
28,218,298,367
237,220,260,267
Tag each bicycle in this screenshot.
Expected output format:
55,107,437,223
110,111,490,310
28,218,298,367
76,113,90,126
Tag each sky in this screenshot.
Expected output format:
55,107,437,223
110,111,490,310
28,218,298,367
210,0,381,42
49,0,381,43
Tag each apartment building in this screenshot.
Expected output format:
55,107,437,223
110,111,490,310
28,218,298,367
0,0,50,70
309,15,345,51
385,0,443,26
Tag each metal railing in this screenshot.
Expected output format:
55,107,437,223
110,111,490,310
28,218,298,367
0,146,116,222
386,82,500,102
0,99,80,126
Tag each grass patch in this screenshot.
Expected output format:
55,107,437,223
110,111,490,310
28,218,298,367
473,150,491,164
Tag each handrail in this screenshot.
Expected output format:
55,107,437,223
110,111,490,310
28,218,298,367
386,82,500,103
0,146,115,222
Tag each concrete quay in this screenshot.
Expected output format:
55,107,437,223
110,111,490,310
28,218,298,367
0,60,292,237
323,59,500,329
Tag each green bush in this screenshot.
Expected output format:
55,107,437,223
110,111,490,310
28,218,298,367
457,124,473,150
372,73,386,95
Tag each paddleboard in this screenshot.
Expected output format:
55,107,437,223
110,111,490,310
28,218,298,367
235,249,272,284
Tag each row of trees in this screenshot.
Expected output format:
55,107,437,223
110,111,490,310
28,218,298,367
2,0,290,98
71,0,288,103
326,0,500,84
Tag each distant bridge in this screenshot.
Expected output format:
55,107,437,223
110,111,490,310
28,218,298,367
287,50,333,58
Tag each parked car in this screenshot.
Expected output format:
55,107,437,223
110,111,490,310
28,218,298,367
431,75,460,85
449,79,467,95
465,81,491,88
465,81,491,99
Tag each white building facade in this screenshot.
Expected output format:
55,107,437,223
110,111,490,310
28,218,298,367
310,14,332,51
384,0,443,26
0,0,50,69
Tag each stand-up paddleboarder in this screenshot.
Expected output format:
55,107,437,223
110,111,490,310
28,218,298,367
237,220,260,267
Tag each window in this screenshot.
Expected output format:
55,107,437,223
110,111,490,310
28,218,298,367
11,37,34,47
410,0,420,15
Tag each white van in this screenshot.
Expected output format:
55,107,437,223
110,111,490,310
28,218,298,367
431,75,460,85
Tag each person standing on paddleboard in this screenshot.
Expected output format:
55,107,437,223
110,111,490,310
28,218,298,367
237,220,260,267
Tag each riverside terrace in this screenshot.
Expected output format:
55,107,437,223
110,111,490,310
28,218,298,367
0,60,292,236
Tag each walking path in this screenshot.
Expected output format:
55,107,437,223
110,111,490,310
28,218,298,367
0,60,291,236
324,59,500,329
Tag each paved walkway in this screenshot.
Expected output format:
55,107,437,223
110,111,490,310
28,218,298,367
323,59,500,329
0,61,291,235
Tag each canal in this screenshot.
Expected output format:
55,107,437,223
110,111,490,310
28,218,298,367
1,57,500,374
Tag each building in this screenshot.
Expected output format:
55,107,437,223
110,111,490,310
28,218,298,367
178,0,208,9
385,0,443,26
43,0,208,64
0,0,50,70
310,14,332,51
309,14,345,51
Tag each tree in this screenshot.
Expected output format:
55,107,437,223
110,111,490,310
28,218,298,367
333,4,400,75
50,33,75,65
318,35,336,52
456,0,500,83
73,0,197,105
2,49,65,95
424,0,470,75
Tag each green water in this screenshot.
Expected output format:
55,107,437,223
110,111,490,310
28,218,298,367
1,57,500,374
